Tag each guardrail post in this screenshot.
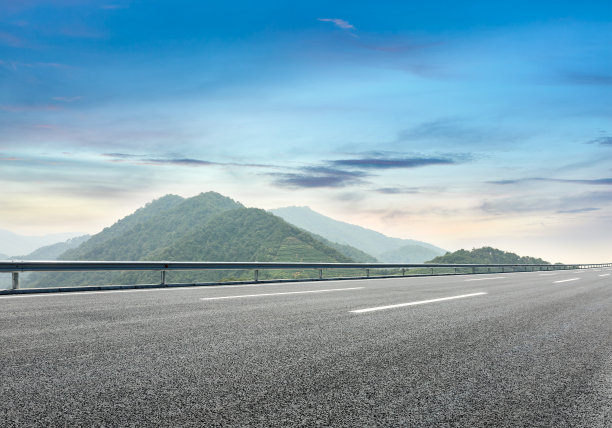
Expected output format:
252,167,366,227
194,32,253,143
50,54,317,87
318,269,322,280
402,268,406,276
12,272,19,290
254,269,259,282
366,268,370,278
472,267,475,274
161,270,166,285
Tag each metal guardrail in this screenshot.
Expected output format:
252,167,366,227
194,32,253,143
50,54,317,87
1,260,610,291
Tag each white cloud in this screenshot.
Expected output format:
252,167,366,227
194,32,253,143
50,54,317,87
317,18,355,30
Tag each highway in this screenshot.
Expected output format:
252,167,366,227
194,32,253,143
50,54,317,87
1,268,611,426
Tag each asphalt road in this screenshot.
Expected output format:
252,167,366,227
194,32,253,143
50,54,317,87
1,268,611,427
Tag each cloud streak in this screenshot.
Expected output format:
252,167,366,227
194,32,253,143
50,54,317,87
101,153,274,169
268,152,465,189
317,18,355,30
557,208,599,214
140,158,215,167
333,157,455,169
489,177,612,186
481,191,612,215
271,167,366,189
585,136,612,146
374,187,420,194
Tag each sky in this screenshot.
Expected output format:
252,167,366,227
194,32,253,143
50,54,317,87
1,0,611,263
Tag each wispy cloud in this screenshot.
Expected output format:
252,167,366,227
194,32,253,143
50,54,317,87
140,158,215,167
374,187,420,194
317,18,355,30
271,166,366,189
102,153,214,167
397,118,508,145
489,177,612,186
333,157,455,169
268,152,465,189
481,191,612,215
101,153,274,169
102,152,147,159
557,208,599,214
585,136,612,146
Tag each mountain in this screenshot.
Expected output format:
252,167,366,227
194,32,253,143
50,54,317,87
378,244,445,264
14,235,91,260
309,234,378,263
269,206,446,263
150,208,352,263
27,193,353,288
426,247,550,265
1,235,90,289
0,229,84,257
60,194,186,260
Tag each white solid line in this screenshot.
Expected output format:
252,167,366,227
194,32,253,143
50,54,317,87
200,287,364,301
539,273,557,276
599,274,610,277
350,292,487,314
554,278,580,283
463,276,506,282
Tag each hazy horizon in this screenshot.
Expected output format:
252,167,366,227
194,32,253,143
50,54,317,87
1,1,611,263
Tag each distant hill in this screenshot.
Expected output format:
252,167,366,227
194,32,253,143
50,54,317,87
309,234,378,263
378,244,445,264
0,235,90,289
270,206,446,263
0,229,84,256
14,235,91,260
426,247,550,265
27,193,354,288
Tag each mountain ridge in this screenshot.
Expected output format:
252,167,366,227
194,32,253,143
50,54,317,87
26,193,353,288
270,206,446,263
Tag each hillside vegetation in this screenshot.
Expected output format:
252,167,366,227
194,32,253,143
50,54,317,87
427,247,550,265
26,193,354,287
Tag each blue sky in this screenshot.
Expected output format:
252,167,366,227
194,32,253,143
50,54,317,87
1,1,611,262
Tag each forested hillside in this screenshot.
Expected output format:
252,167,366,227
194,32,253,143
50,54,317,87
426,247,550,265
26,193,354,287
60,193,226,260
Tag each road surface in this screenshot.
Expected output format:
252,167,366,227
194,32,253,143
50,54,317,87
1,268,611,426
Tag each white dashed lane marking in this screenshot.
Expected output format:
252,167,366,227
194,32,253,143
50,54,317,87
350,292,487,314
200,287,364,301
554,278,580,284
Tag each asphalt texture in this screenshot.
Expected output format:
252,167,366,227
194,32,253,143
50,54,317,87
1,268,611,427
